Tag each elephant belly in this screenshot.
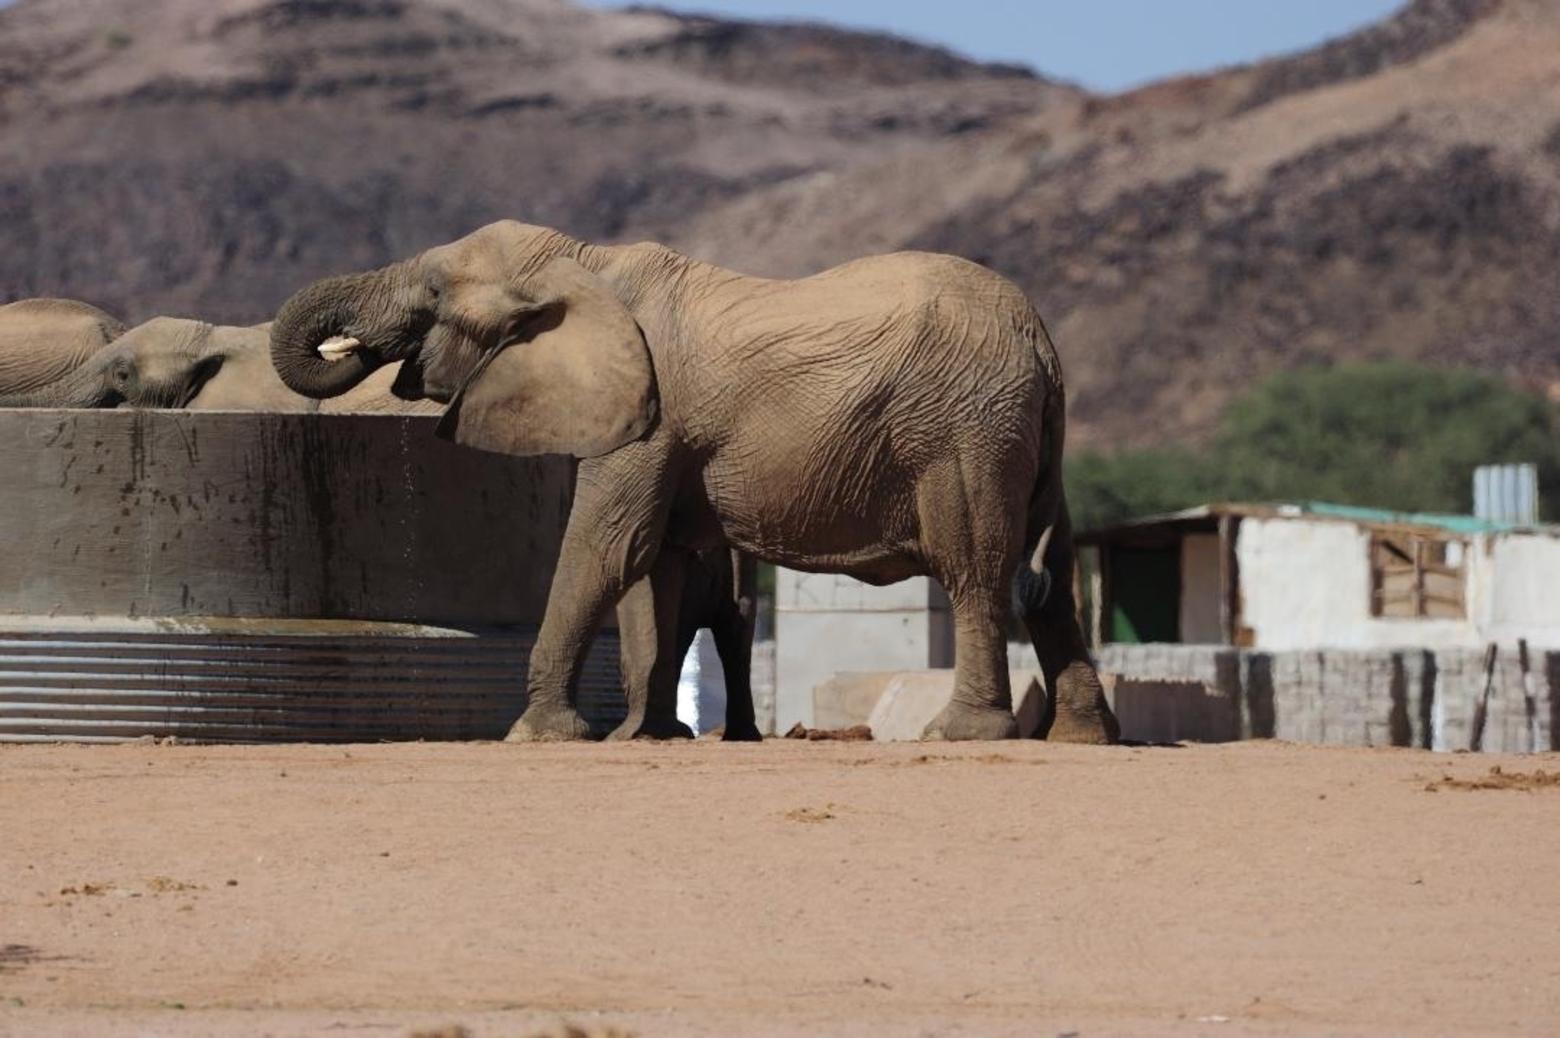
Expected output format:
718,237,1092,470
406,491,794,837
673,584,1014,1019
698,428,930,580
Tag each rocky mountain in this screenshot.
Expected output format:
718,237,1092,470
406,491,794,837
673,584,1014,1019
1,0,1556,446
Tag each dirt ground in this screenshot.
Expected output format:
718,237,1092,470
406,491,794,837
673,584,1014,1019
2,739,1557,1037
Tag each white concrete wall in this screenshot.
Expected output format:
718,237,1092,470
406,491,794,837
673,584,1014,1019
1236,519,1560,651
1180,533,1223,644
773,571,951,731
1485,535,1560,648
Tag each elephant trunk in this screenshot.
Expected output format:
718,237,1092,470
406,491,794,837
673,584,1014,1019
269,269,398,399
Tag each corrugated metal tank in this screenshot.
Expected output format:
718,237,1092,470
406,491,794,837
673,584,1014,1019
0,409,624,741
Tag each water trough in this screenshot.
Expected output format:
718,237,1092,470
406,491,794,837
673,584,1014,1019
0,409,623,742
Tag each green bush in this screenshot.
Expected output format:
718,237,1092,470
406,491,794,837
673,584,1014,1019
1067,362,1560,531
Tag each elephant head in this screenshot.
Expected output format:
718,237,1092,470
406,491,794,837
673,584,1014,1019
0,298,126,397
268,221,657,456
0,316,314,411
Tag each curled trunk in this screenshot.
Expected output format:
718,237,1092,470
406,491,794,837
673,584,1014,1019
269,270,397,399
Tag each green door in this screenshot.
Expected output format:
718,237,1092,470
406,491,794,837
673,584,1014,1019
1109,546,1181,644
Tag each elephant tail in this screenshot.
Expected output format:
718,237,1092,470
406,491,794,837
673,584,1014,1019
1013,341,1068,617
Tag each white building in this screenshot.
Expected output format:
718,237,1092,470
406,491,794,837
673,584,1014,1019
1076,502,1560,651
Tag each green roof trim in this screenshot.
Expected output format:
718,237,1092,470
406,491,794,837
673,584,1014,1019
1295,501,1531,535
1077,500,1558,540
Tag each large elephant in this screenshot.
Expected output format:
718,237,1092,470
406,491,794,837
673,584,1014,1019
268,221,1118,743
0,316,313,410
0,298,126,397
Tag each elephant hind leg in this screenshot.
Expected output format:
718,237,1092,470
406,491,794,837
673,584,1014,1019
923,587,1022,741
1024,496,1119,744
916,461,1022,741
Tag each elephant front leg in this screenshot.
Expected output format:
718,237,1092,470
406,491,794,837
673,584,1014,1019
509,449,675,742
607,549,695,741
506,541,601,742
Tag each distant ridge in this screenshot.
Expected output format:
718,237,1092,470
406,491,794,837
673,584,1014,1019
2,0,1555,446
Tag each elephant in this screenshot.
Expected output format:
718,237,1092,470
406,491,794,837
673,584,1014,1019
0,298,126,398
268,220,1119,744
0,315,440,415
0,316,314,410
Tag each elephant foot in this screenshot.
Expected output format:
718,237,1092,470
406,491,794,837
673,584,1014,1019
922,701,1019,741
1042,665,1121,744
505,703,592,742
1044,690,1121,744
1045,708,1120,745
721,722,763,743
606,712,695,741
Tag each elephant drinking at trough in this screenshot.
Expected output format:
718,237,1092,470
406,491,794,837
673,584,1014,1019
268,221,1119,743
0,316,313,411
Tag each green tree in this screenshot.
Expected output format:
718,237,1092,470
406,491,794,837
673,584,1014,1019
1067,362,1560,531
1066,446,1216,532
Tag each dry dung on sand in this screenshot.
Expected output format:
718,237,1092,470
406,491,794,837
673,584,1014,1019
1424,765,1560,792
783,722,874,741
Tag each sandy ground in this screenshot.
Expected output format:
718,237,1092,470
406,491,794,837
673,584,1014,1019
1,739,1558,1038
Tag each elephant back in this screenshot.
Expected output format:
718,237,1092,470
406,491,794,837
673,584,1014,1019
0,298,126,395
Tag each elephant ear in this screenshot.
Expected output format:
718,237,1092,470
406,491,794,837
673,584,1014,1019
436,256,658,458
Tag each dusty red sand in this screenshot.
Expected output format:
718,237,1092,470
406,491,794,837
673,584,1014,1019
2,739,1558,1037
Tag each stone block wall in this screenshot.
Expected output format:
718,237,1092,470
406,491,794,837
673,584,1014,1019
1097,644,1557,753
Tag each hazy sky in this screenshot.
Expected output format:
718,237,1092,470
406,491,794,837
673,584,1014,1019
583,0,1407,92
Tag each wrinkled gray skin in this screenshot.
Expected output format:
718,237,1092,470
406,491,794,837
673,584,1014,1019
269,221,1118,744
0,298,126,396
0,316,314,411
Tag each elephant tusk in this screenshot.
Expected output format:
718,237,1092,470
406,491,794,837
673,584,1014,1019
316,335,361,362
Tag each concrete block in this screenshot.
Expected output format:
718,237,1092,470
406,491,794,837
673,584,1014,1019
866,670,1044,741
1089,642,1558,754
774,607,952,731
812,672,897,731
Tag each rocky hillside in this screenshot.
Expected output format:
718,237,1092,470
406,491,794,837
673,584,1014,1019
2,0,1557,446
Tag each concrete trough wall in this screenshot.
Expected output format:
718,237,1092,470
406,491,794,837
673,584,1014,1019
1099,643,1558,753
0,409,624,742
1,409,573,623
